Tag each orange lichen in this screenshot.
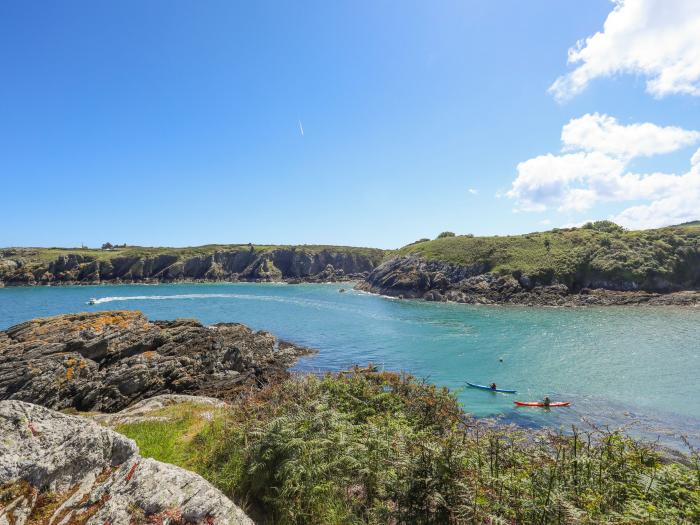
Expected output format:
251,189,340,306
142,351,156,360
71,311,147,334
66,367,74,380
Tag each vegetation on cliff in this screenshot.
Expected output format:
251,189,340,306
396,222,700,290
4,244,385,264
0,244,386,285
117,370,700,524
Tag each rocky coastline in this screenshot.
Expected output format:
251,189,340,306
0,311,313,412
2,239,700,306
0,311,317,524
0,246,382,287
357,254,700,306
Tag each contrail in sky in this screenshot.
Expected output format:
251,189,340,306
298,120,304,136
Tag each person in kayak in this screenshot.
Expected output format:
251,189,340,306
542,396,551,407
490,383,497,390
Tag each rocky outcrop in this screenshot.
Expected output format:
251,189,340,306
0,400,253,524
358,255,700,306
0,311,314,412
0,247,384,286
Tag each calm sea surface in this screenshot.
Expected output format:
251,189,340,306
2,282,699,449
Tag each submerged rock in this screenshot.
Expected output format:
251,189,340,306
0,311,314,412
0,400,252,524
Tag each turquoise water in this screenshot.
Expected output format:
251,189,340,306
2,282,699,448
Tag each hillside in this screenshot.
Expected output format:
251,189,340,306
0,244,386,285
360,221,700,305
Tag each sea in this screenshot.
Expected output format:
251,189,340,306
2,282,699,450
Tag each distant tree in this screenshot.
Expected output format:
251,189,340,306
101,242,114,250
582,220,625,234
436,231,456,239
544,238,551,252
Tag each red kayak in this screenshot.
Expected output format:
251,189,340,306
514,401,570,407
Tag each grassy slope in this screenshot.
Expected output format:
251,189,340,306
397,222,700,284
116,371,700,525
3,244,387,265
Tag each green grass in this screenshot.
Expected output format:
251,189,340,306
397,222,700,287
115,403,224,465
115,371,700,524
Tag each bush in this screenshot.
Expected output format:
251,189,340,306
119,370,700,525
583,220,625,233
436,231,456,239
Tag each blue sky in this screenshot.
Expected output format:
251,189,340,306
2,1,700,248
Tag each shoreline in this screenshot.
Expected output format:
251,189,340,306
0,276,361,288
4,277,700,307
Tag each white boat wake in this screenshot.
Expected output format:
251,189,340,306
89,293,270,305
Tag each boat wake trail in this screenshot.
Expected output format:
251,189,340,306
90,293,270,305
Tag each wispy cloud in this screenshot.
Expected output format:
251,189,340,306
467,188,478,195
298,120,304,137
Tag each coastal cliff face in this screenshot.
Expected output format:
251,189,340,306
0,245,384,286
358,223,700,306
0,311,312,412
357,255,700,305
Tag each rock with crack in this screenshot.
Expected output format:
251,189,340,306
0,400,253,525
0,311,314,412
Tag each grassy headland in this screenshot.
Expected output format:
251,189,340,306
4,244,386,265
116,370,700,524
395,221,700,289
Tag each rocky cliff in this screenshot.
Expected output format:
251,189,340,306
358,223,700,306
0,399,253,524
0,311,313,412
358,255,700,306
0,245,385,286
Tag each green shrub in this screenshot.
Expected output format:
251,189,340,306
118,371,700,524
398,223,700,288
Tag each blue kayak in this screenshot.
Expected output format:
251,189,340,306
467,382,517,394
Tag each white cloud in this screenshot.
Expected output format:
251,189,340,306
507,114,700,228
612,172,700,228
509,151,624,212
467,188,478,195
550,0,700,101
692,147,700,169
561,113,700,159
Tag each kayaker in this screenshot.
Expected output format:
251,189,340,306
542,396,551,407
490,383,497,390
